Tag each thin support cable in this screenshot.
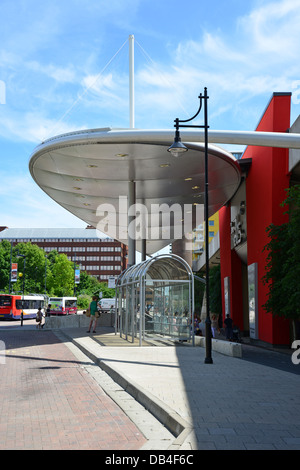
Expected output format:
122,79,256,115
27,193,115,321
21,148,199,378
135,39,190,118
41,38,129,142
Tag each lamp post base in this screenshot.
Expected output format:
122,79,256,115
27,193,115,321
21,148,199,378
204,356,213,364
204,318,213,364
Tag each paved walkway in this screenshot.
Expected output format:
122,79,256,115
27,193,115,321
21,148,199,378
1,321,300,450
0,327,147,450
63,328,300,450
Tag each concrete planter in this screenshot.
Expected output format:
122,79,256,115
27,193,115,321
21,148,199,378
194,336,242,358
44,312,115,329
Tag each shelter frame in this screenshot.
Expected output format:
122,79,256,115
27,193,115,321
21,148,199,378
115,254,195,346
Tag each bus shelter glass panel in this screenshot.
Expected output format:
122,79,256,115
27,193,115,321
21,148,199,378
146,281,191,339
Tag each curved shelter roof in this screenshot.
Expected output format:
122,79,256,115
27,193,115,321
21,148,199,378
117,253,193,286
29,128,242,254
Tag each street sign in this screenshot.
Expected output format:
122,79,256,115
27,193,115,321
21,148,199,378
108,277,116,288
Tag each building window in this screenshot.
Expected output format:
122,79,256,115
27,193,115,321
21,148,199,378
100,265,115,271
72,255,85,261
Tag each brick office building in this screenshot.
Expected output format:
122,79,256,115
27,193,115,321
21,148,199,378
0,226,128,282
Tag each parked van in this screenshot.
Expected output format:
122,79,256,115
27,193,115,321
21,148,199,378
98,298,115,313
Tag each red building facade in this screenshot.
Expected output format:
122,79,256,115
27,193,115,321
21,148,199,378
219,93,293,346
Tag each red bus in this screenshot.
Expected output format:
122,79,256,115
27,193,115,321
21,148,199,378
0,294,45,320
48,297,77,315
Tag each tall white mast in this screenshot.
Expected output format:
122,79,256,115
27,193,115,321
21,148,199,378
128,35,136,267
129,34,135,129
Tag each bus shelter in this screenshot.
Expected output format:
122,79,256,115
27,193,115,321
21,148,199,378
115,254,194,346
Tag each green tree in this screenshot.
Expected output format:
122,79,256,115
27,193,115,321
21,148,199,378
76,273,116,309
46,253,75,296
194,265,222,317
12,242,47,294
77,294,91,310
209,264,222,316
76,270,116,298
98,282,116,299
76,270,101,295
193,276,205,316
263,184,300,339
0,241,117,301
0,240,12,291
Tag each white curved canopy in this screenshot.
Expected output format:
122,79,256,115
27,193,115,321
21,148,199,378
29,128,242,254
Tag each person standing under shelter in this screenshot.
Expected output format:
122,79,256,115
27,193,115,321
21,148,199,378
224,314,233,341
211,314,218,338
87,296,99,334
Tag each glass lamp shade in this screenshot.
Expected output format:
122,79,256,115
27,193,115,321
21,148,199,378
167,139,188,157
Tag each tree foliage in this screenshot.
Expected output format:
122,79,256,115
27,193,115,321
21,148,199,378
46,252,74,296
209,264,222,316
194,264,222,317
76,271,116,308
0,240,11,289
263,185,300,324
0,241,115,301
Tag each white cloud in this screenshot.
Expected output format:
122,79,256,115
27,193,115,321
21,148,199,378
138,0,300,130
238,0,300,57
175,34,246,66
173,0,300,77
0,110,85,144
83,73,115,91
1,0,300,233
81,72,127,104
0,170,86,228
27,61,76,83
1,0,300,140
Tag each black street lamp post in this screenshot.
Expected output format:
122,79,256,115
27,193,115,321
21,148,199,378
74,252,77,296
168,87,213,364
45,255,47,294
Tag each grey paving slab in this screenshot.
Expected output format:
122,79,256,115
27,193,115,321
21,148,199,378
59,328,300,450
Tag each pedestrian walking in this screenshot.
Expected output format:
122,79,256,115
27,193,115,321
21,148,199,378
87,296,99,333
211,314,218,338
36,307,43,329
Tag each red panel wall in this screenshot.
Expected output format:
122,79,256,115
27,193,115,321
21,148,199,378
242,93,291,344
219,205,243,330
219,93,292,344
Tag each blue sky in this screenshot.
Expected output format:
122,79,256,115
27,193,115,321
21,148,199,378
1,0,300,229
